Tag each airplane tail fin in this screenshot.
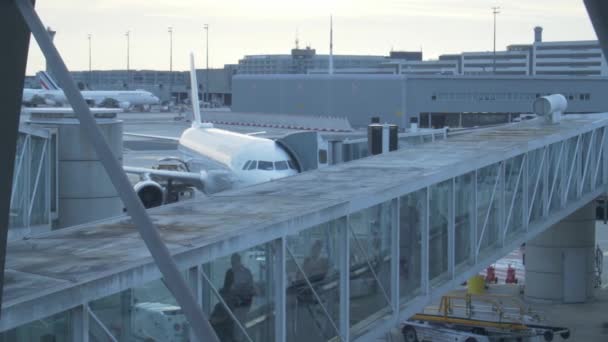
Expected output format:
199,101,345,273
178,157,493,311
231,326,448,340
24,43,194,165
36,71,60,90
189,53,203,128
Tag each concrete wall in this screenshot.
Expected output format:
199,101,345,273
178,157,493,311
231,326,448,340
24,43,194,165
232,74,608,127
195,68,233,94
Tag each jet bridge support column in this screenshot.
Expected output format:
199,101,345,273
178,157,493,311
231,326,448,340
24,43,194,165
28,108,123,228
525,202,596,303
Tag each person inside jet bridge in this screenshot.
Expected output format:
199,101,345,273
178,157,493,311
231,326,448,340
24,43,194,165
224,253,256,341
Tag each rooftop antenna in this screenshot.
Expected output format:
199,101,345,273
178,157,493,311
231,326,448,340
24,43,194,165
295,28,300,49
329,15,334,75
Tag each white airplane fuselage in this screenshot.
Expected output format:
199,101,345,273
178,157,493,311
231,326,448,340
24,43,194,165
125,52,298,206
177,125,298,188
22,88,159,108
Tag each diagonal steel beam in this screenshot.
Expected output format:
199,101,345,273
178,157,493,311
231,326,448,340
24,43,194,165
27,139,48,219
286,244,344,341
563,135,581,203
13,1,218,340
0,0,35,317
547,141,565,208
503,156,525,239
348,225,392,310
476,163,502,255
527,148,546,224
200,269,254,342
580,130,596,196
584,0,608,66
9,135,29,208
593,128,607,186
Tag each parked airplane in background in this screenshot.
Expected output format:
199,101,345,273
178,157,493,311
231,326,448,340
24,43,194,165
22,88,45,106
22,71,159,109
124,53,299,208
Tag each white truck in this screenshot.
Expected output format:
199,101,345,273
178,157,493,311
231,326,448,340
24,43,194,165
132,302,190,341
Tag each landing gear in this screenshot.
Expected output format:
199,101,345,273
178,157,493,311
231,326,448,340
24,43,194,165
401,325,418,342
472,327,486,336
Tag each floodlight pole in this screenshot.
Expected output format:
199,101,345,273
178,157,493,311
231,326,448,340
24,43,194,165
492,6,500,75
87,33,92,87
204,24,209,103
168,26,173,104
126,30,130,87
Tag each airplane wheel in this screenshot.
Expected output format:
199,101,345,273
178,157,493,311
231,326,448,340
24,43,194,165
543,330,554,341
472,327,486,336
401,325,418,342
560,331,571,339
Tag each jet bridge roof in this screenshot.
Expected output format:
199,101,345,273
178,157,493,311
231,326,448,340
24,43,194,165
3,113,608,331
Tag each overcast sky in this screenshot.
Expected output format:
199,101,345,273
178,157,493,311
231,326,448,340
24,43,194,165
25,0,597,75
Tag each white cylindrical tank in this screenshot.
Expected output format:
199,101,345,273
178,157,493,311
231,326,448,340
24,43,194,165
533,94,568,124
27,108,123,229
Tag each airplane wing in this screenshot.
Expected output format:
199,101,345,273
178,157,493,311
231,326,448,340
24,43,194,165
124,166,205,185
124,132,180,142
124,166,235,194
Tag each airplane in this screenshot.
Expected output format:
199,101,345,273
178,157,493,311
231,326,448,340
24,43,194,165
123,53,299,208
22,71,160,109
22,88,45,106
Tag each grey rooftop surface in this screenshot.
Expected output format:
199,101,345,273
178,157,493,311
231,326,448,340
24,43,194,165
3,113,608,328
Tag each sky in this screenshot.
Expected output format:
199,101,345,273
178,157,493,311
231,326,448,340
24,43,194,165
25,0,598,75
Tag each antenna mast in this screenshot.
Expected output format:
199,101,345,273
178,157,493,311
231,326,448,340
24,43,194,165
329,15,334,75
295,28,300,49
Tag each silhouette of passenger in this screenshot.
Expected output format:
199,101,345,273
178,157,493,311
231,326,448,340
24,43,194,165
223,253,255,342
302,240,329,282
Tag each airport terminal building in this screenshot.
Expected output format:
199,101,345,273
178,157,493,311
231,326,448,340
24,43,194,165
231,74,608,128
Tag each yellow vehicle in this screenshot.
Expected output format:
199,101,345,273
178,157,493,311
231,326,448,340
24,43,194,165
403,292,570,342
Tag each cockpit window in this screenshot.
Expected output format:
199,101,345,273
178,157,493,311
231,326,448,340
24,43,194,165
258,161,274,171
242,160,252,170
274,161,288,170
287,160,297,170
247,161,257,170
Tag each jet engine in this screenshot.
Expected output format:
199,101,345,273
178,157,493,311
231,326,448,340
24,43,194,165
134,180,164,209
99,97,119,108
119,101,131,110
44,98,57,106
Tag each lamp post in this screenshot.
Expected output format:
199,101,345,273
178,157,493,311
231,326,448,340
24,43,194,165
492,6,500,74
125,30,130,88
204,24,209,104
87,33,92,88
168,26,173,104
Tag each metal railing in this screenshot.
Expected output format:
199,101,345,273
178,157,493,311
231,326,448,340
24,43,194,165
8,125,56,240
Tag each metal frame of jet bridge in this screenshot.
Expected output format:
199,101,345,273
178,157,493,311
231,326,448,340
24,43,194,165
2,113,608,341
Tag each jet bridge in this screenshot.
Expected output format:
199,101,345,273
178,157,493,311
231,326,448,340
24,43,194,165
276,131,320,172
1,114,608,342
